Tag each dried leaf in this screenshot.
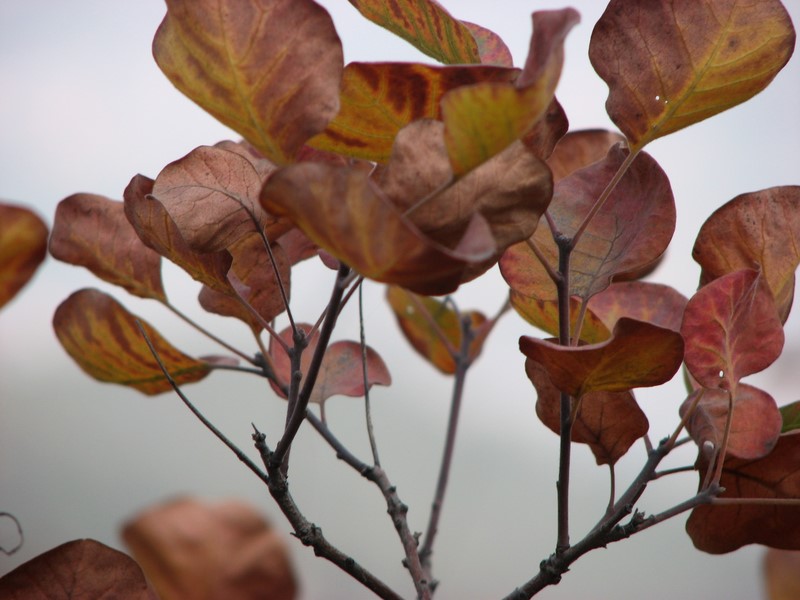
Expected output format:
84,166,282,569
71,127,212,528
153,0,343,164
122,497,296,600
0,202,47,310
764,549,800,600
510,291,611,344
462,21,514,67
588,281,688,332
546,129,625,181
521,99,569,160
53,288,210,395
590,0,796,151
50,194,165,301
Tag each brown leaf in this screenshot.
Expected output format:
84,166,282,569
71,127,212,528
693,186,800,323
588,281,687,332
0,202,47,310
764,549,800,600
50,193,166,301
53,288,210,395
510,291,611,344
153,0,343,164
521,99,569,160
0,539,157,599
590,0,796,151
546,129,625,181
122,497,295,600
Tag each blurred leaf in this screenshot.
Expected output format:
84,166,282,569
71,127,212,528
693,186,800,323
687,432,800,554
520,317,684,397
122,497,296,600
462,21,514,66
680,384,782,460
764,549,800,600
780,401,800,434
0,202,47,310
588,281,687,332
590,0,796,151
53,288,210,395
510,291,611,344
682,269,784,391
0,539,157,599
546,129,625,181
50,194,165,301
521,99,569,160
347,0,479,64
153,0,343,164
309,62,517,162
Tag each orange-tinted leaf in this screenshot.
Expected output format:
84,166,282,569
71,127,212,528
261,161,494,295
520,317,684,397
680,384,782,460
347,0,479,64
309,62,517,162
0,539,157,600
386,286,488,374
0,203,47,310
686,432,800,554
780,401,800,434
443,10,579,174
590,0,796,151
124,174,233,293
122,497,296,600
764,549,800,600
588,281,687,332
500,145,675,301
510,291,610,344
53,288,210,395
153,0,343,164
269,324,391,405
527,359,648,465
50,194,165,301
546,129,625,181
462,21,514,67
682,269,784,391
693,186,800,323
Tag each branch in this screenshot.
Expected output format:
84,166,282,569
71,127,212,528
555,234,573,555
359,283,382,467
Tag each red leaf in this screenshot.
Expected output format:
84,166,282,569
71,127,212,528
0,202,47,310
588,281,687,332
546,129,625,182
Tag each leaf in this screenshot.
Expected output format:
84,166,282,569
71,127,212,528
693,186,800,323
500,145,675,301
442,9,579,174
519,317,684,397
681,269,784,391
680,384,782,460
0,202,47,310
589,0,796,151
122,497,296,600
260,161,495,295
521,99,569,160
588,281,688,332
780,401,800,434
49,194,166,301
268,324,391,406
764,549,800,600
686,431,800,554
510,291,611,344
0,539,157,599
347,0,479,64
527,359,648,465
462,21,514,67
386,286,489,374
53,288,210,395
153,0,343,164
546,129,625,181
308,62,518,162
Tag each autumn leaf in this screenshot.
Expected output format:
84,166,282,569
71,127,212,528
49,194,166,301
153,0,343,164
53,288,210,395
780,401,800,434
546,129,625,182
693,186,800,323
0,202,47,310
589,0,796,151
764,549,800,600
588,281,687,332
462,21,514,67
0,539,157,599
510,291,611,344
521,99,569,160
681,269,784,391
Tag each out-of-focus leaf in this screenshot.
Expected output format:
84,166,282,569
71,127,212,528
521,99,569,160
682,269,784,391
50,194,165,301
693,186,800,323
590,0,796,151
520,317,684,397
500,145,675,301
347,0,479,64
680,384,782,460
686,432,800,554
261,161,495,295
122,497,296,600
462,21,514,67
309,62,517,162
764,549,800,600
153,0,343,164
0,202,47,310
510,291,611,344
443,9,579,175
269,324,391,405
546,129,625,181
0,539,157,599
527,358,647,465
588,281,687,332
780,401,800,434
386,286,489,374
53,288,210,395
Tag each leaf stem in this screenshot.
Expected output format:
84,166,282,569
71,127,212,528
359,283,382,467
555,234,573,555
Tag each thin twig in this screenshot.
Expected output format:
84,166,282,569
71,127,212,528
359,283,382,467
555,234,573,555
163,300,255,364
711,388,735,486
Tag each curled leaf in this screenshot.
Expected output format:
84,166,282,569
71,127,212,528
462,21,514,67
0,202,48,310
